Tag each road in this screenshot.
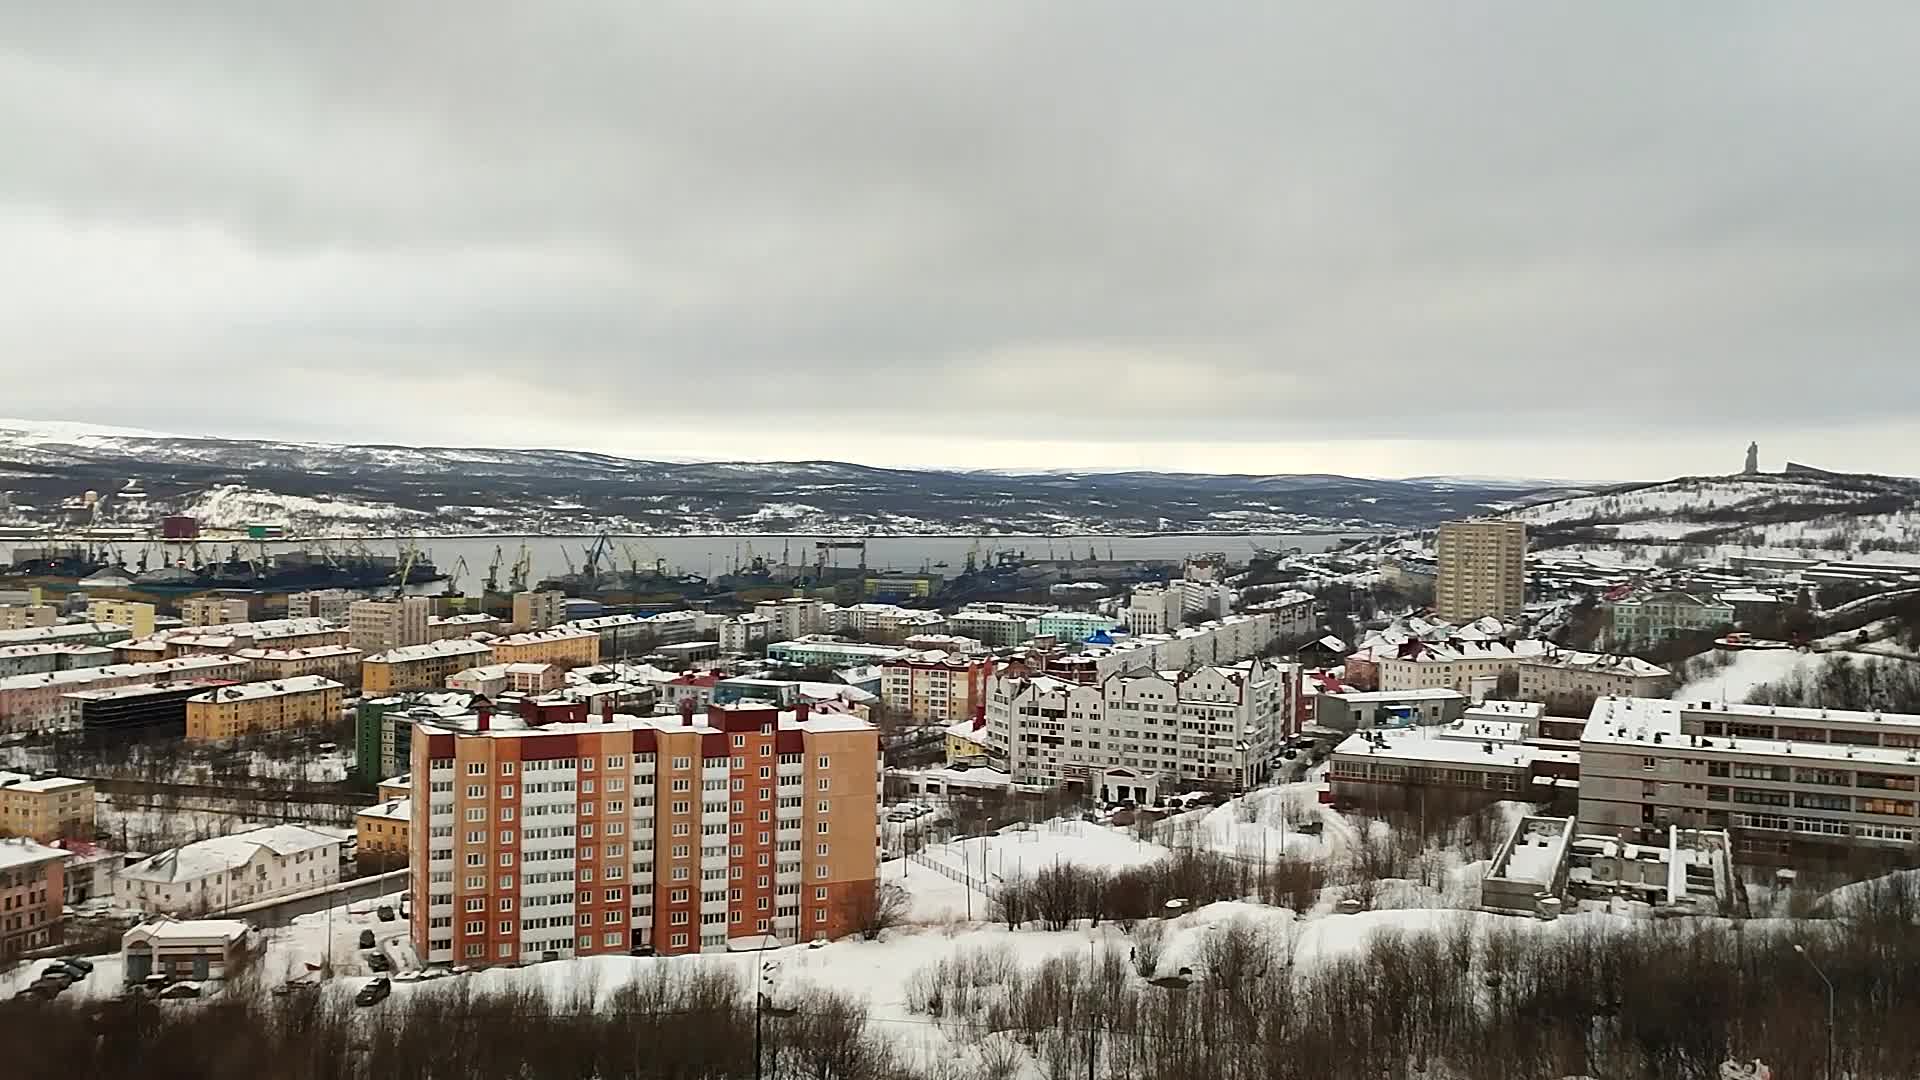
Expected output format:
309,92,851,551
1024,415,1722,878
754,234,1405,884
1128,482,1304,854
229,868,410,929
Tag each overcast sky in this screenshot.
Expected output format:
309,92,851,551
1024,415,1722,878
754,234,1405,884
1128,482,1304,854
3,4,1918,479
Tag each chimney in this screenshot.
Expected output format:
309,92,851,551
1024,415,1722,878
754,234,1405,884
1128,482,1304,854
601,693,615,723
793,701,810,725
475,699,492,733
679,696,696,727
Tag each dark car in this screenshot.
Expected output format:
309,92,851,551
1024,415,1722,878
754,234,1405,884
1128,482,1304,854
34,967,74,989
157,982,202,1000
60,956,95,974
365,952,393,972
355,977,392,1007
358,929,376,949
376,905,396,922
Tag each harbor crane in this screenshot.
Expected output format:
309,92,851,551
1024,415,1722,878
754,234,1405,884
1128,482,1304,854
484,545,503,594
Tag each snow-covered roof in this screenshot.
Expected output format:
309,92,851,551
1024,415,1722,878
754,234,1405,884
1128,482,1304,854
428,703,875,739
1583,695,1920,767
366,638,494,664
120,824,344,884
1375,638,1553,665
188,675,342,703
491,626,598,647
0,643,115,659
233,644,362,660
1333,725,1543,769
124,917,251,945
2,655,244,692
1520,650,1669,678
0,836,66,871
1320,687,1467,703
356,798,410,822
0,771,88,793
427,613,499,626
0,622,130,646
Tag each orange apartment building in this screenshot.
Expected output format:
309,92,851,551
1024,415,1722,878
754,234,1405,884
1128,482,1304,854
489,627,600,669
363,639,496,694
0,773,94,841
185,675,346,740
879,650,994,724
0,837,65,961
409,699,879,967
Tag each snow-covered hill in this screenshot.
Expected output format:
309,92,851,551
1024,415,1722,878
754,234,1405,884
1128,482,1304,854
0,417,1573,535
1506,469,1920,557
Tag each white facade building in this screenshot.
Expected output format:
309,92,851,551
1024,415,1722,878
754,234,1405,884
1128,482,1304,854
114,824,344,914
985,659,1294,795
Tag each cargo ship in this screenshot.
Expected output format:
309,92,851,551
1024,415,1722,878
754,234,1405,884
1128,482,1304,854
3,543,444,596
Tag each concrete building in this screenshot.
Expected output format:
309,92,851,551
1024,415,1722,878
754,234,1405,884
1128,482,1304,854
0,655,251,734
1579,696,1920,869
944,716,994,764
840,603,947,642
1312,688,1470,732
121,918,251,984
490,626,600,668
0,621,128,648
447,662,565,698
235,644,364,686
184,675,345,741
717,614,775,656
754,597,832,641
355,692,477,784
67,680,233,742
1517,651,1670,708
115,824,345,914
1050,612,1291,683
0,604,58,630
0,642,115,678
512,590,568,633
1327,721,1577,813
767,636,910,669
1034,611,1119,642
0,838,65,961
0,773,94,842
1434,520,1527,622
362,639,496,694
286,589,360,621
1125,585,1185,636
986,660,1293,795
86,599,156,638
408,700,881,966
949,609,1031,648
355,797,411,872
428,613,503,641
1374,638,1555,699
1605,591,1734,649
349,596,434,654
1479,816,1575,915
122,617,348,658
180,595,256,626
879,651,995,725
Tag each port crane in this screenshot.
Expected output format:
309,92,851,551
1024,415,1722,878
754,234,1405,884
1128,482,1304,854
444,555,470,597
484,545,504,594
508,544,532,592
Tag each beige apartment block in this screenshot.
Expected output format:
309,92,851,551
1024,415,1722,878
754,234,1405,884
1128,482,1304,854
86,600,156,638
184,675,344,740
0,772,95,841
1434,520,1527,622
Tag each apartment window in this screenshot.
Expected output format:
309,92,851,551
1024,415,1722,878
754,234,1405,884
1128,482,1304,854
466,898,485,913
816,843,829,856
817,821,831,834
501,762,516,776
671,889,688,902
818,779,830,792
759,766,772,780
815,866,829,879
817,755,830,768
499,785,515,799
466,785,485,798
466,920,484,934
733,734,746,748
671,911,689,926
467,763,487,775
671,933,689,947
814,887,827,900
815,908,827,923
672,756,691,770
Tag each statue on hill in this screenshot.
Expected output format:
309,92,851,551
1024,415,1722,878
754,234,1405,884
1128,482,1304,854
1743,441,1759,475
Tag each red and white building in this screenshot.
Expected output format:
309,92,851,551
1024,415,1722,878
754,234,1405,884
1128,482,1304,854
409,699,881,967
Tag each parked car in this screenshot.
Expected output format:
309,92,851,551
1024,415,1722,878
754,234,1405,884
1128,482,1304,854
366,952,393,973
355,977,391,1007
157,982,202,1000
33,967,74,989
376,905,396,922
358,929,376,949
60,956,95,974
271,981,319,997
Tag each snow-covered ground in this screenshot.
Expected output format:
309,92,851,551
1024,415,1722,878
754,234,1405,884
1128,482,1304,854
186,484,431,529
1673,649,1827,704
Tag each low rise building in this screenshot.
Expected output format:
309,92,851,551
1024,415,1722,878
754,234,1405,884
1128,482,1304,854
115,824,345,914
1312,688,1470,732
354,692,476,784
447,662,564,698
0,621,128,648
1605,590,1734,649
87,599,156,637
184,675,345,741
949,609,1031,647
1580,696,1920,869
121,918,251,984
0,838,65,961
286,588,361,621
235,644,364,686
1,655,251,734
0,773,94,841
767,636,911,669
0,604,57,631
717,613,776,655
428,613,503,640
1034,611,1119,642
841,603,947,642
490,626,599,668
354,797,410,871
0,642,115,678
67,680,234,741
944,716,994,764
362,638,495,694
1373,638,1554,699
1517,650,1670,708
1328,721,1578,813
180,595,256,626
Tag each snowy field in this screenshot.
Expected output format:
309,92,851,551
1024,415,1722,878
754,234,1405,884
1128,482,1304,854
1676,648,1920,705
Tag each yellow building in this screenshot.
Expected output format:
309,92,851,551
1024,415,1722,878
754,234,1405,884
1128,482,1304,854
0,773,94,842
180,596,255,626
0,605,57,631
943,718,993,764
85,599,156,638
510,591,566,632
489,626,599,668
354,796,410,871
361,638,495,694
184,675,344,741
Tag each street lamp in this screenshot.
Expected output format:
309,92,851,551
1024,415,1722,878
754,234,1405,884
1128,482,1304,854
1794,943,1834,1080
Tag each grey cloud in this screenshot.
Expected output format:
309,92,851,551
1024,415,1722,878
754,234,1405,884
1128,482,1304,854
2,2,1919,472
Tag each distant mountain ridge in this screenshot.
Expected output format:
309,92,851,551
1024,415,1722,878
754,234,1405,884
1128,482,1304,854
0,418,1586,536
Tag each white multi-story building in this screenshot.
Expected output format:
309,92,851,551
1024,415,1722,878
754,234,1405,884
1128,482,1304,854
985,659,1294,797
1517,651,1670,707
753,598,832,641
286,589,362,622
717,614,775,656
114,824,344,914
350,597,434,653
1058,612,1290,682
948,609,1031,647
1373,638,1555,699
839,604,946,641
